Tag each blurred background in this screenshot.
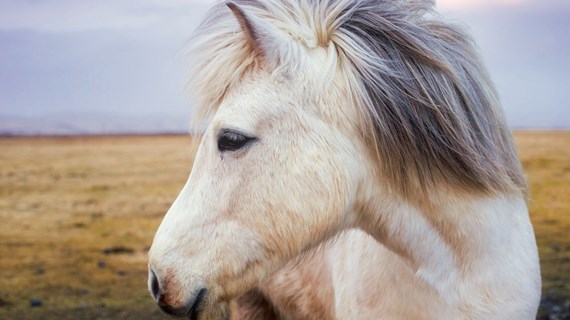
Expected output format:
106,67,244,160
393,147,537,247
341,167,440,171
0,1,568,319
1,0,569,134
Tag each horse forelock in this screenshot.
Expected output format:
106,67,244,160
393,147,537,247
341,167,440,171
188,0,526,200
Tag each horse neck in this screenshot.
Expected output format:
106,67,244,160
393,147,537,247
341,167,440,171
355,185,532,301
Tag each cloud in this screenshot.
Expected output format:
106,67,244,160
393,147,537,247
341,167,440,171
0,1,212,118
447,3,570,128
437,0,570,11
437,0,528,10
0,0,210,34
0,0,568,129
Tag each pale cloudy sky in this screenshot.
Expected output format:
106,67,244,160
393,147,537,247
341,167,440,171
0,0,568,129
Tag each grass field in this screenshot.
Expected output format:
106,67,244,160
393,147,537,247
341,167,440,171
0,132,568,319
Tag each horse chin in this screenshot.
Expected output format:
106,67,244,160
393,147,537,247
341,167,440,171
182,264,265,320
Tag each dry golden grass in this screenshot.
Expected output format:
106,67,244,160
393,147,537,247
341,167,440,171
515,132,570,307
0,132,568,319
0,135,195,319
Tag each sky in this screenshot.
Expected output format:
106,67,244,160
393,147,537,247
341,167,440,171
0,0,569,129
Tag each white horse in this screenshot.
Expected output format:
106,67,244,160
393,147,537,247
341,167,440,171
148,0,541,319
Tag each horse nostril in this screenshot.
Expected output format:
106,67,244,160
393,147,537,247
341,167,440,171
149,268,161,301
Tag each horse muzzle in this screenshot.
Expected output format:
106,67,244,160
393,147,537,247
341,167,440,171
149,268,208,319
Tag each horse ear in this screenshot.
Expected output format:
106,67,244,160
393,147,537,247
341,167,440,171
226,2,282,65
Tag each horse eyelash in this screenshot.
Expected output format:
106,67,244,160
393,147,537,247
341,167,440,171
217,129,257,152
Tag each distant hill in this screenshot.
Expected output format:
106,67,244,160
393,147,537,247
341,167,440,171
0,112,190,136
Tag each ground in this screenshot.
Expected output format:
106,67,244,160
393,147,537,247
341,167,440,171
0,132,568,319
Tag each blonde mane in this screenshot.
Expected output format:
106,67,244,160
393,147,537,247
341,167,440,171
188,0,526,199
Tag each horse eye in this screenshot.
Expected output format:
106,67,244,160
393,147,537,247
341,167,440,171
217,130,256,152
